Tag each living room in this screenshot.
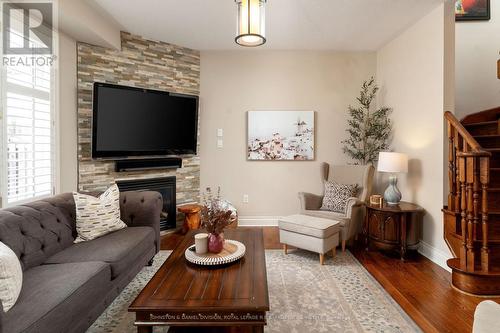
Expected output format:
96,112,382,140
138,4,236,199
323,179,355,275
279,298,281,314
0,0,499,332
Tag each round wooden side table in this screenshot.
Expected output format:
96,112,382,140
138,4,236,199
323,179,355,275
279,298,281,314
178,204,202,234
363,201,424,260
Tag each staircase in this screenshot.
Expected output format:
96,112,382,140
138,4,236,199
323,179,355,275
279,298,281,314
444,107,500,296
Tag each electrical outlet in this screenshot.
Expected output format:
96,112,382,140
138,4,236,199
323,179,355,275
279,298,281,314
217,139,223,148
243,194,249,203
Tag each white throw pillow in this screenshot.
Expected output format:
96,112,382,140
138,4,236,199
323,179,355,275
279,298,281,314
0,241,23,312
73,184,127,243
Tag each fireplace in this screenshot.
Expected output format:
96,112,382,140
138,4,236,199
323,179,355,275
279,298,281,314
116,177,176,230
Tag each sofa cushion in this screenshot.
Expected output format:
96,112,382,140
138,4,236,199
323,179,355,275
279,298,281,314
3,261,111,333
279,214,340,239
473,300,500,333
45,227,154,278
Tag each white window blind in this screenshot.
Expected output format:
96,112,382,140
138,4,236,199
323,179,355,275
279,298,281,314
2,15,55,205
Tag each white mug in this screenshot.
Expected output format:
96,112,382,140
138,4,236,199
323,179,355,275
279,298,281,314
194,233,208,254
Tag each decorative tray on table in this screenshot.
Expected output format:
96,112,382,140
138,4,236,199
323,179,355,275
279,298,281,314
184,240,246,266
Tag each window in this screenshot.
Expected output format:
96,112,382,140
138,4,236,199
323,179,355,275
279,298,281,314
1,8,56,206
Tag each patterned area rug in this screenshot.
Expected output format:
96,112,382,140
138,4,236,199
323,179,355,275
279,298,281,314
87,250,420,333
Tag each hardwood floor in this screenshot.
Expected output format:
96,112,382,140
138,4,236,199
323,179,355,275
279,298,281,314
350,245,485,333
160,226,494,333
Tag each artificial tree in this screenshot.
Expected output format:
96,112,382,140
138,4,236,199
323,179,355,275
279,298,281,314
342,77,392,165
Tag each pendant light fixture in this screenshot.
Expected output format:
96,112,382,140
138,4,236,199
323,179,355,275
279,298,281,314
235,0,267,47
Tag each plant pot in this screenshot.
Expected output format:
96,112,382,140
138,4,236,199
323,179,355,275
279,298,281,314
208,233,224,254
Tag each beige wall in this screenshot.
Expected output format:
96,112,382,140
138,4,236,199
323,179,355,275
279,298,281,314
200,51,376,218
376,2,454,264
57,0,122,193
455,1,500,118
59,0,121,50
58,33,78,193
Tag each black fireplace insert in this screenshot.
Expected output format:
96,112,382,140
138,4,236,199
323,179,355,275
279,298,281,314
116,177,176,230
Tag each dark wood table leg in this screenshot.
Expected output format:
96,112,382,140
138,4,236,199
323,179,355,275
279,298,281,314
252,325,264,333
137,326,153,333
400,213,407,261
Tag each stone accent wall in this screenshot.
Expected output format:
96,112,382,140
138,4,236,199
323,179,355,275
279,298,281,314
77,32,200,205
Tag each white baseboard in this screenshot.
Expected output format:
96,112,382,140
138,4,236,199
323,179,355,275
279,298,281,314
238,217,452,272
418,241,451,272
238,216,280,227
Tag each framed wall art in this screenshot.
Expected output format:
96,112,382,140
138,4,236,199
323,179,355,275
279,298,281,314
247,111,315,161
455,0,490,21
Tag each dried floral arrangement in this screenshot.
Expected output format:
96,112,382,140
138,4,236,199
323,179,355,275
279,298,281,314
200,187,235,234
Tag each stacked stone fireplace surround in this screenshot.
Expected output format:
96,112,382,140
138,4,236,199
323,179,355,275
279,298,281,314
77,32,201,215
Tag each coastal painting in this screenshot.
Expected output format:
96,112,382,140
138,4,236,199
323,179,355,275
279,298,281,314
247,111,315,161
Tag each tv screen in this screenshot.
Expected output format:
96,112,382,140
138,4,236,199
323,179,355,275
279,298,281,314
92,83,198,158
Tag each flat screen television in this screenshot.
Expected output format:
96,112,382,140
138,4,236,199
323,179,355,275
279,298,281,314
92,82,198,158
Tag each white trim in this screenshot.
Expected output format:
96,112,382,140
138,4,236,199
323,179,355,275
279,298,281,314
239,217,453,272
238,216,280,227
0,0,59,207
0,30,5,208
52,14,60,195
418,240,451,272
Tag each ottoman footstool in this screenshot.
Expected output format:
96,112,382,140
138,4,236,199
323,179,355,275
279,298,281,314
279,214,340,265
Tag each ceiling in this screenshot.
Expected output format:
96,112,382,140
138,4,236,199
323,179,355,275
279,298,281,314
91,0,444,51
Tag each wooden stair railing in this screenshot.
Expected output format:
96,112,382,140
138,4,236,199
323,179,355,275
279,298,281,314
445,111,491,273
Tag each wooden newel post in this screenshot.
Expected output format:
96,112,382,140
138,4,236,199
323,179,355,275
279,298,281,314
480,156,490,272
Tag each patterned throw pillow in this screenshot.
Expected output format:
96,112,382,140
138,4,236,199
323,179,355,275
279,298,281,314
320,181,359,213
0,241,22,312
73,184,127,243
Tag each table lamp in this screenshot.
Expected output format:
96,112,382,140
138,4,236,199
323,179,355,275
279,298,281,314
377,152,408,205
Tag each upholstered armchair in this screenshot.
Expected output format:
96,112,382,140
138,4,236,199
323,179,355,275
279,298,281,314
298,163,374,251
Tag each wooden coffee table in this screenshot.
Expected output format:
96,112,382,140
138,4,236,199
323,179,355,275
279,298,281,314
129,228,269,333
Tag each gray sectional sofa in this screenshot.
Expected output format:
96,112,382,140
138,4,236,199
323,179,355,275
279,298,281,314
0,190,163,333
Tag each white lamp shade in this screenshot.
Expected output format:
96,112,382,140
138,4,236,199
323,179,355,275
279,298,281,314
377,152,408,173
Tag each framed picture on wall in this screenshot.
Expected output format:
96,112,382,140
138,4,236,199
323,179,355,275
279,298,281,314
455,0,490,21
247,111,315,161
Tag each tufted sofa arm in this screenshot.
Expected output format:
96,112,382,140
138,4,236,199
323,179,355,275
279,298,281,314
119,191,163,252
298,192,323,212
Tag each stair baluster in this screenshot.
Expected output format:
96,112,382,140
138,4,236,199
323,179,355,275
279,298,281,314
455,130,462,214
473,161,480,243
448,124,456,211
480,156,490,272
459,155,468,269
466,156,476,270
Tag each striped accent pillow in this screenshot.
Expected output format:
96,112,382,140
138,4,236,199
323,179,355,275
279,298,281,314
73,184,127,243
